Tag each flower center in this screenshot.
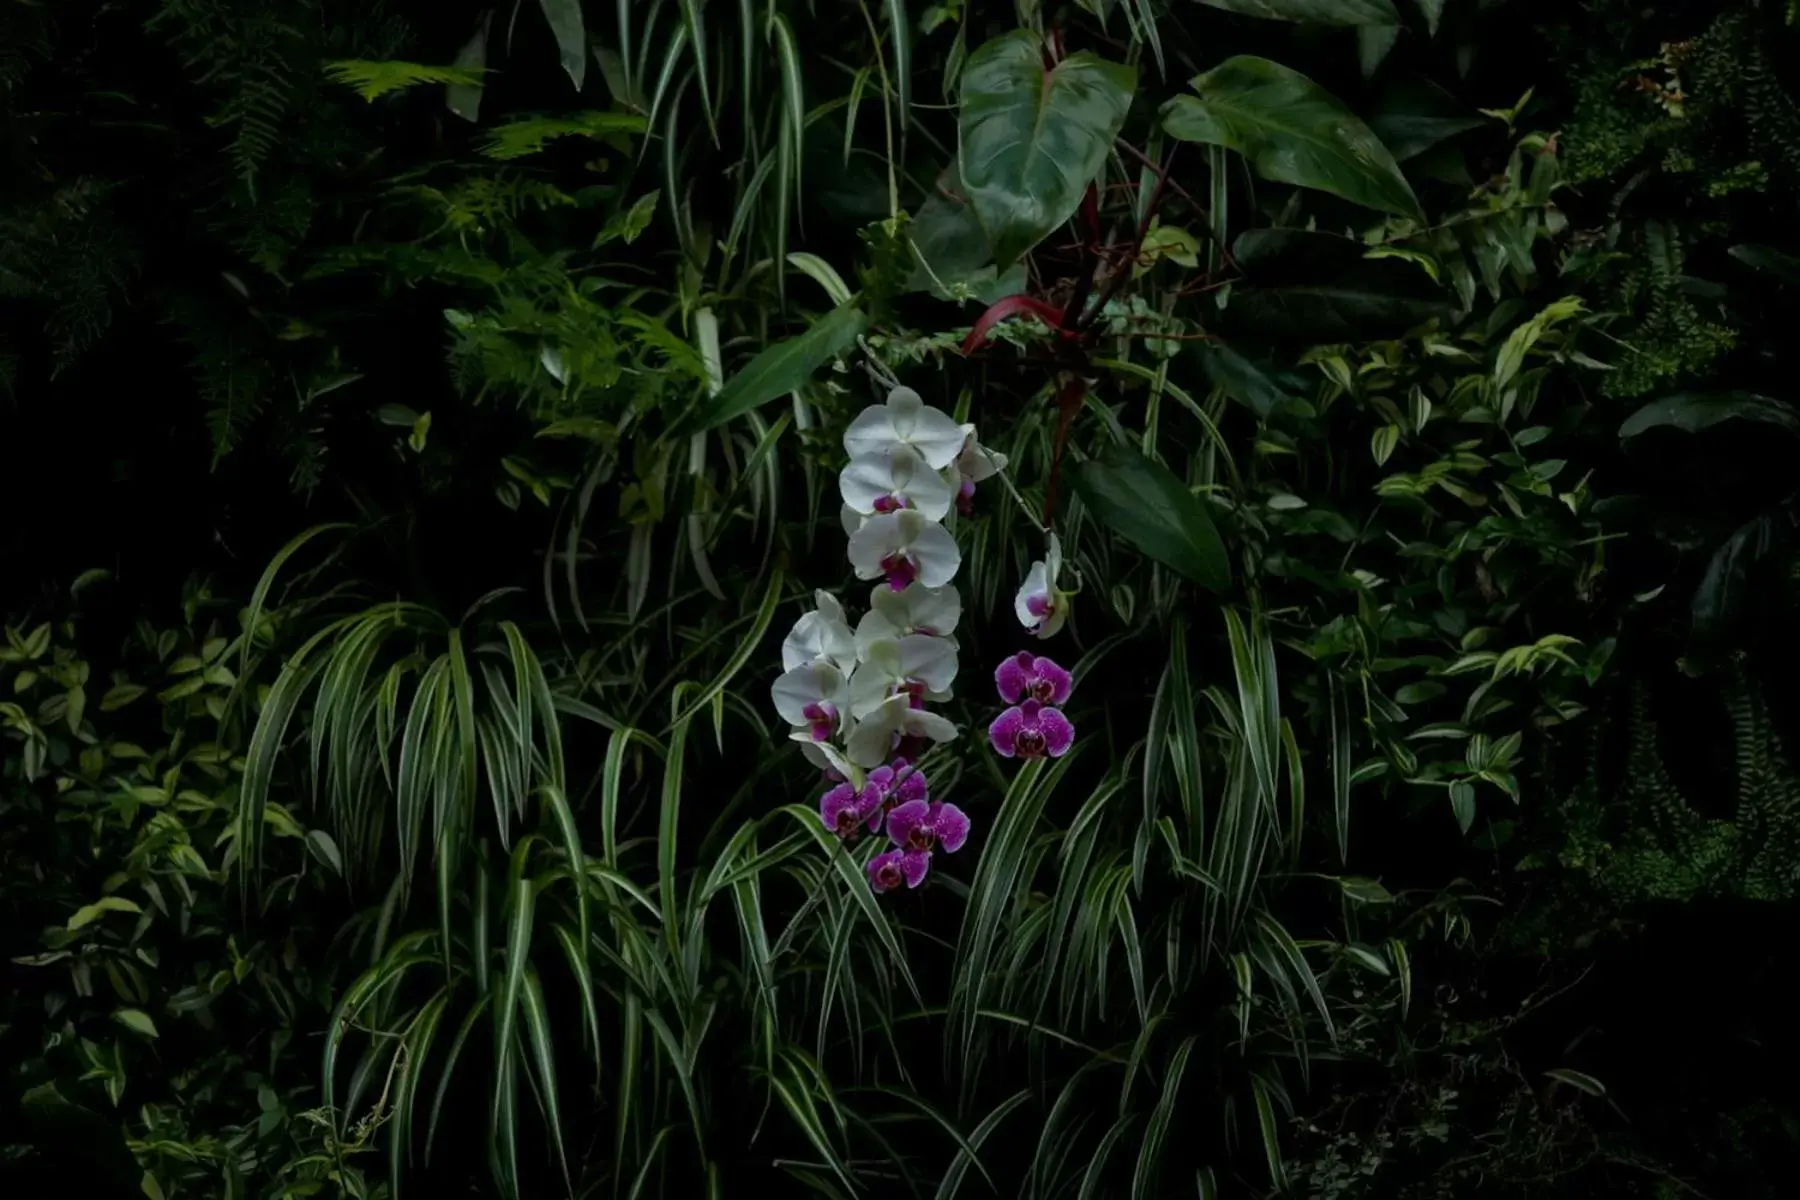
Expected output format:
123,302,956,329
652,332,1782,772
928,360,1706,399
876,862,904,889
1015,728,1047,758
906,826,936,853
955,478,976,516
801,701,837,742
1025,593,1053,619
879,552,919,591
1029,677,1057,704
894,733,928,763
900,679,927,709
833,808,863,839
872,493,910,514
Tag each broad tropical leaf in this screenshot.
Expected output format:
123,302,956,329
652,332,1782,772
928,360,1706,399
958,30,1136,269
1073,444,1231,589
1162,56,1421,218
1618,392,1800,440
693,303,868,430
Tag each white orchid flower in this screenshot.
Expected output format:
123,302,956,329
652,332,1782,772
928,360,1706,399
848,509,961,591
839,504,866,539
781,591,856,673
857,582,962,642
947,424,1008,515
770,660,850,743
847,634,959,718
1015,532,1072,639
843,386,967,471
840,444,955,520
846,692,958,768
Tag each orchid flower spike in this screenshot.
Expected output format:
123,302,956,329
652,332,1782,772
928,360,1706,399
867,798,971,892
1015,532,1072,639
849,509,962,592
843,386,967,471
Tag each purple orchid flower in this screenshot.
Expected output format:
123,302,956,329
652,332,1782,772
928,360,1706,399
886,799,971,855
858,758,928,830
866,799,970,892
989,698,1075,759
819,782,875,841
994,651,1072,707
867,847,930,892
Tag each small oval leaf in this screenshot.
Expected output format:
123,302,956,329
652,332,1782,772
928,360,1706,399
1073,445,1231,589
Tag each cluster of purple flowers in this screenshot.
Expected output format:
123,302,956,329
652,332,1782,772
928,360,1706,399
988,651,1075,759
817,758,971,891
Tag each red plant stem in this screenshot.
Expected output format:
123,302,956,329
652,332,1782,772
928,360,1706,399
1076,145,1177,332
1041,374,1088,528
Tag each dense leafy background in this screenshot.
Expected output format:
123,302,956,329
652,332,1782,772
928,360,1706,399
5,1,1798,1197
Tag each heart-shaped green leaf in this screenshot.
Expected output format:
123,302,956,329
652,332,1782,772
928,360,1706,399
1162,56,1421,218
694,303,867,431
1195,0,1400,24
959,30,1136,269
1073,445,1231,589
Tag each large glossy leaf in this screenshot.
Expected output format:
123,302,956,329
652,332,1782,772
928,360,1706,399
1729,244,1800,286
693,303,867,430
958,30,1136,269
1220,229,1452,342
1195,343,1303,417
1618,393,1800,440
1369,80,1486,162
1073,445,1230,589
1162,56,1421,218
1694,496,1800,635
1196,0,1400,23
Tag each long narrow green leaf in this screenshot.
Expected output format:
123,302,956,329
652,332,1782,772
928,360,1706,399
493,837,538,1157
239,522,352,678
677,0,715,140
935,1089,1030,1200
518,967,570,1187
1131,1036,1195,1199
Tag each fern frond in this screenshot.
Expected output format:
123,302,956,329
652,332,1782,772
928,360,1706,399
323,59,486,102
478,112,650,160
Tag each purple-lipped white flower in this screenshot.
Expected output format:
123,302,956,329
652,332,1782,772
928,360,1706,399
867,847,929,892
781,591,856,674
994,651,1072,707
857,582,962,642
848,509,961,592
771,660,849,743
843,386,967,471
989,698,1075,760
948,424,1007,516
847,692,957,768
840,445,955,521
1015,533,1071,638
849,634,959,717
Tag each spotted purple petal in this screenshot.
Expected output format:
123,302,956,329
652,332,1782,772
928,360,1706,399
994,653,1032,704
890,759,929,806
1028,657,1072,706
1036,705,1075,757
988,705,1026,757
886,799,931,850
930,801,971,853
994,651,1073,706
898,849,932,887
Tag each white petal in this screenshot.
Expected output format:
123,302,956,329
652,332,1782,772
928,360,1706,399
796,735,857,781
843,404,903,460
770,662,844,726
849,664,898,718
893,457,955,520
781,607,855,673
1038,597,1069,639
896,634,958,693
814,591,846,626
901,707,959,744
907,585,962,636
908,403,971,470
885,387,924,437
1015,560,1050,628
1046,533,1064,580
845,694,908,766
956,425,1007,482
900,512,962,586
839,452,901,514
855,605,905,646
840,504,867,539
